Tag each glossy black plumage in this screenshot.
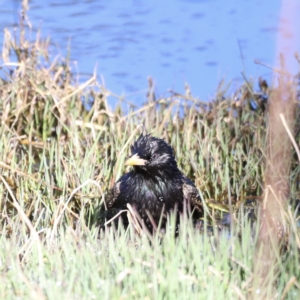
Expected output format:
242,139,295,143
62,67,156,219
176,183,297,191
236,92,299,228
105,134,203,232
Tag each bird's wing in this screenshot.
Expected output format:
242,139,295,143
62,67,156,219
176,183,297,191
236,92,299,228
106,181,121,208
182,175,203,214
97,181,125,228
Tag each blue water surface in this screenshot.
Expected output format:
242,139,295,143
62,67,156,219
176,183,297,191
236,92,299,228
0,0,299,106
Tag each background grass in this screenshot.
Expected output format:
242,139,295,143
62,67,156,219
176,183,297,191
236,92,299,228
0,10,300,299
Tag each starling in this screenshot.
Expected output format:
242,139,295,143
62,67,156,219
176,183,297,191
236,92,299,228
104,134,203,232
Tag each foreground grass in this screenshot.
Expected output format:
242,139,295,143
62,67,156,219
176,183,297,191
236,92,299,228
0,214,299,299
0,7,300,299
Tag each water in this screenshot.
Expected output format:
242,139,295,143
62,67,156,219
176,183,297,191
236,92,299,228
0,0,299,106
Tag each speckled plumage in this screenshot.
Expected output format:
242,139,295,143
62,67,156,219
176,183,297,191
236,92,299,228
105,134,203,232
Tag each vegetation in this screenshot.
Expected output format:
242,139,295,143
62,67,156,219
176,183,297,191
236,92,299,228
0,9,300,299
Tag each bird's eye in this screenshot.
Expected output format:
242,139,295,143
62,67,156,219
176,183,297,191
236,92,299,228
151,153,158,160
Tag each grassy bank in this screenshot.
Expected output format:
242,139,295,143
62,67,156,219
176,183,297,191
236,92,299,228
0,12,300,299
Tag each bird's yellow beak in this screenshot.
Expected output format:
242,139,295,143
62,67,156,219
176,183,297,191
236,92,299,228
125,153,146,166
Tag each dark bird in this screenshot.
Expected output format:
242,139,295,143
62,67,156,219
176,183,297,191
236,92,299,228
104,134,203,233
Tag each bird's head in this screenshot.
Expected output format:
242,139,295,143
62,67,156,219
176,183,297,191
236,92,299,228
125,134,178,174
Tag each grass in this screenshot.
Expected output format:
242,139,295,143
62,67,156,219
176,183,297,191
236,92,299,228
0,6,300,299
0,212,299,299
0,217,252,299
